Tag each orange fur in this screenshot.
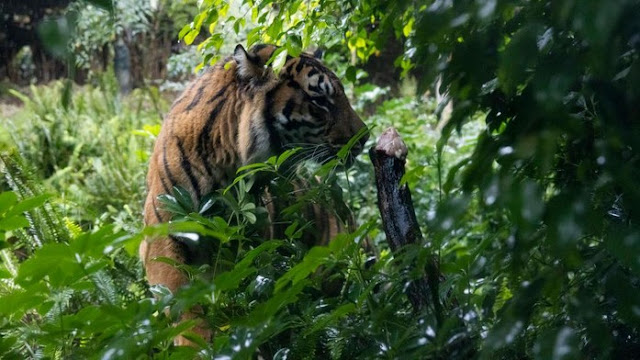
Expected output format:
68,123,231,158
141,44,367,346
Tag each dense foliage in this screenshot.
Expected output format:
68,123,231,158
1,0,639,358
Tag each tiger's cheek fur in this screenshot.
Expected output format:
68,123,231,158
238,102,273,165
270,88,327,147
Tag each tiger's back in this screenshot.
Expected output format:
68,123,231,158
144,56,261,227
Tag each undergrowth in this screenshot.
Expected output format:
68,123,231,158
1,69,637,359
0,74,486,358
1,71,165,231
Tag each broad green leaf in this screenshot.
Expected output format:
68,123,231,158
184,29,200,45
0,215,29,231
214,266,256,291
270,47,289,74
275,246,331,292
245,280,307,326
305,303,356,335
179,23,192,40
275,148,300,167
346,66,357,82
5,194,51,218
0,192,18,213
403,17,415,37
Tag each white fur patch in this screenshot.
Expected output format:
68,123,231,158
234,55,253,79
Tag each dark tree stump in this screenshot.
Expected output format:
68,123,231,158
370,127,442,320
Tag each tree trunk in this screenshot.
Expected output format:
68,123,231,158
369,128,442,321
114,35,132,94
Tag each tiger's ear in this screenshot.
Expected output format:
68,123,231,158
313,47,324,60
233,44,273,81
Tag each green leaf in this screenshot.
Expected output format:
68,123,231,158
284,221,302,240
441,158,471,193
313,159,339,177
286,35,303,57
275,148,300,167
199,195,216,214
173,186,194,210
215,266,256,291
403,17,415,37
346,66,357,83
16,243,83,287
0,215,29,231
0,287,49,316
179,24,192,40
237,162,271,173
0,192,18,213
305,303,356,335
498,24,541,95
245,280,307,326
243,212,257,224
4,194,51,218
337,126,369,160
270,47,289,74
275,246,331,292
247,28,261,48
184,29,200,45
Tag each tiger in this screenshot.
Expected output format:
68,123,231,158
140,44,368,346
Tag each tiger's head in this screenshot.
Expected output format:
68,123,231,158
234,44,369,166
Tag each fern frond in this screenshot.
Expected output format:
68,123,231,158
90,270,119,305
0,153,70,252
63,217,83,239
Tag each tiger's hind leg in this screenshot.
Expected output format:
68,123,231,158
140,236,213,346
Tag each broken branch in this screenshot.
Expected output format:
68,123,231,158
369,127,442,320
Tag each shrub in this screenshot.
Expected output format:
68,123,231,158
1,71,165,229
